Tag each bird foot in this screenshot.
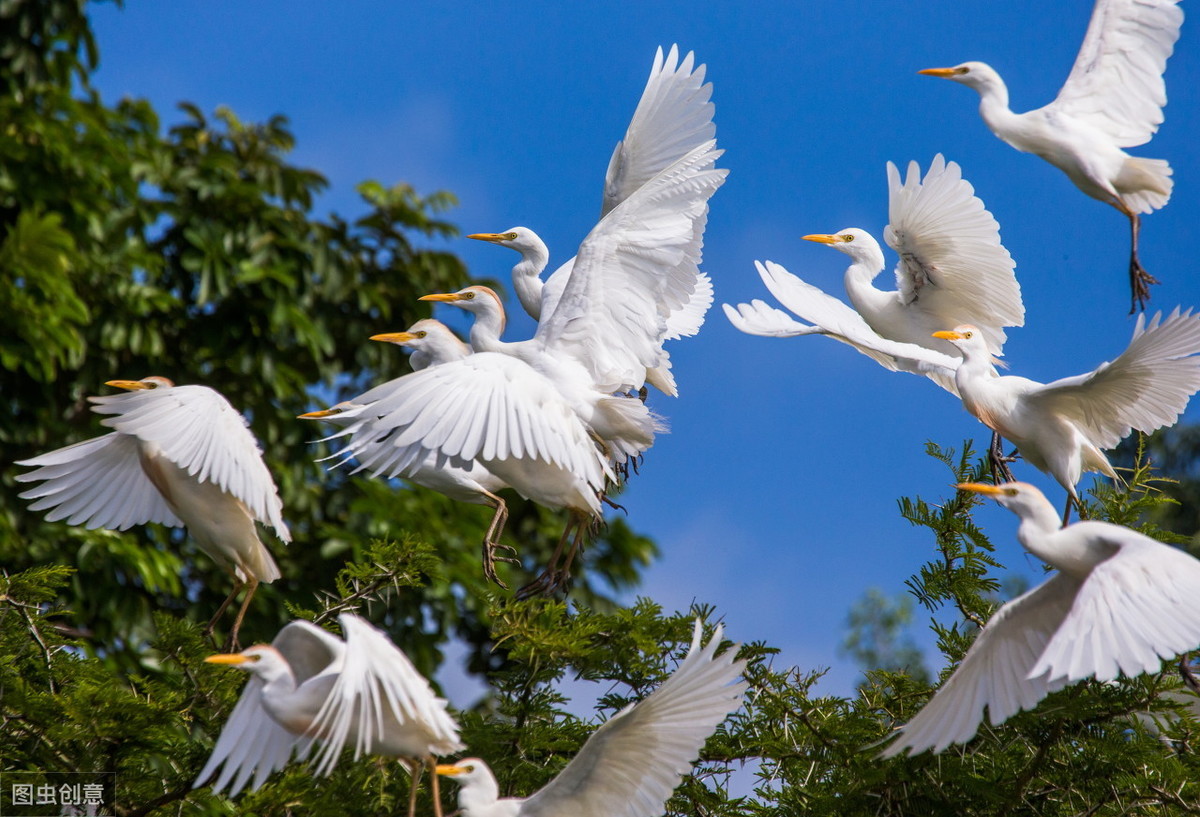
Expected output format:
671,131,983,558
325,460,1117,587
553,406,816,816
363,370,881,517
1180,657,1200,694
481,540,521,589
515,568,571,600
1129,255,1159,314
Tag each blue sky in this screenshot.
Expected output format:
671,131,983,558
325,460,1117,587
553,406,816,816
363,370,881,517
89,1,1200,696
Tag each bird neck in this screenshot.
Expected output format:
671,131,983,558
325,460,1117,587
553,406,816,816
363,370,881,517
468,307,507,352
842,257,887,314
1016,512,1082,572
512,248,550,321
456,773,504,817
973,77,1018,137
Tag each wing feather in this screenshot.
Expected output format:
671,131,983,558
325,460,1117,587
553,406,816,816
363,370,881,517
1045,0,1183,146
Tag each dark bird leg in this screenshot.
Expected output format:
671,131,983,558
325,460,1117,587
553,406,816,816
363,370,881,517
1120,203,1158,312
205,577,243,647
987,432,1017,484
479,491,517,588
518,513,581,599
224,576,260,652
427,757,445,817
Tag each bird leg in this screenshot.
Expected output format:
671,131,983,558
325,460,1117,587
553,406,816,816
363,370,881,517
204,577,244,646
1180,656,1200,695
479,492,518,589
1120,203,1158,313
223,576,260,652
427,757,445,817
403,758,422,817
1061,493,1088,528
987,432,1017,484
517,514,579,599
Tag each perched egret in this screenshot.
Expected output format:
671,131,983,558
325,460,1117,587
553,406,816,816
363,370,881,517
723,155,1022,396
436,620,746,817
302,321,517,586
16,377,289,648
933,309,1200,521
195,613,463,817
882,482,1200,757
920,0,1184,309
334,140,725,595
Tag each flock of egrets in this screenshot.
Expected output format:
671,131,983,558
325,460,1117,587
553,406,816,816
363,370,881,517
14,0,1200,813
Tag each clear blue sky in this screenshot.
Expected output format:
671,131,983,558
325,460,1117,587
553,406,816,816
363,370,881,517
89,1,1200,695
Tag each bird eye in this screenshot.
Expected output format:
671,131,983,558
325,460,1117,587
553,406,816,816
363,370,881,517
1004,488,1019,496
963,331,973,339
416,331,427,338
504,232,517,240
957,66,970,75
462,292,475,300
842,234,854,242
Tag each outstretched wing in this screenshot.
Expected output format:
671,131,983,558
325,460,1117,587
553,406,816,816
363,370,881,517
308,614,463,776
726,260,960,394
193,621,338,796
1043,0,1183,147
885,154,1022,356
16,433,184,530
88,385,290,541
521,621,746,817
1032,522,1200,682
602,45,716,217
881,576,1079,757
327,353,611,494
537,142,726,393
1025,308,1200,449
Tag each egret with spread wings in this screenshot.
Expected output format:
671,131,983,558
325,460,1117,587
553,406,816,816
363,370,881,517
16,377,289,648
436,620,745,817
195,613,463,817
920,0,1183,309
883,482,1200,757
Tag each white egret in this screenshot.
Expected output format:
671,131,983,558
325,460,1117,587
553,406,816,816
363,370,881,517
333,139,724,594
882,481,1200,757
302,321,517,586
195,613,463,817
919,0,1184,309
436,620,746,817
933,309,1200,521
16,376,289,648
723,155,1022,397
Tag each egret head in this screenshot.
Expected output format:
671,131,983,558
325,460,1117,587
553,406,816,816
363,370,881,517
297,401,363,422
468,227,548,259
206,645,290,681
931,324,989,356
420,285,506,320
956,481,1052,517
436,758,497,788
802,229,885,267
105,376,175,391
918,61,1002,91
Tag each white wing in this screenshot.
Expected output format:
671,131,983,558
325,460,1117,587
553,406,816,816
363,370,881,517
89,385,290,541
1026,308,1200,449
728,261,961,394
601,45,715,217
884,155,1022,355
881,576,1079,756
16,433,183,530
664,271,713,340
328,353,611,493
1044,0,1183,146
521,621,746,817
1031,522,1200,682
309,614,462,776
193,621,340,796
536,142,726,393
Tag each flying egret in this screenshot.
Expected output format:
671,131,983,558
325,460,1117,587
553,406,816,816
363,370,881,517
722,155,1022,474
919,0,1184,309
933,309,1200,521
882,481,1200,757
195,613,463,817
468,44,715,327
301,321,517,586
15,376,289,648
333,140,724,595
436,620,746,817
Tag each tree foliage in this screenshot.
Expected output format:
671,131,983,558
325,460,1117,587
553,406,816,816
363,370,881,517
4,4,1200,817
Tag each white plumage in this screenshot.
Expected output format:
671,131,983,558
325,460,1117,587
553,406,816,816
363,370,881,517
920,0,1183,307
723,155,1022,396
195,613,463,817
16,376,289,645
437,620,746,817
883,481,1200,756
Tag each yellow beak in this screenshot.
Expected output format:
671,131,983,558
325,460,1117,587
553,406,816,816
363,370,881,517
419,293,462,303
205,654,250,665
931,330,964,341
435,764,464,776
955,483,1004,496
802,234,840,245
467,233,508,243
297,408,341,420
370,332,418,344
105,380,152,391
918,67,960,78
